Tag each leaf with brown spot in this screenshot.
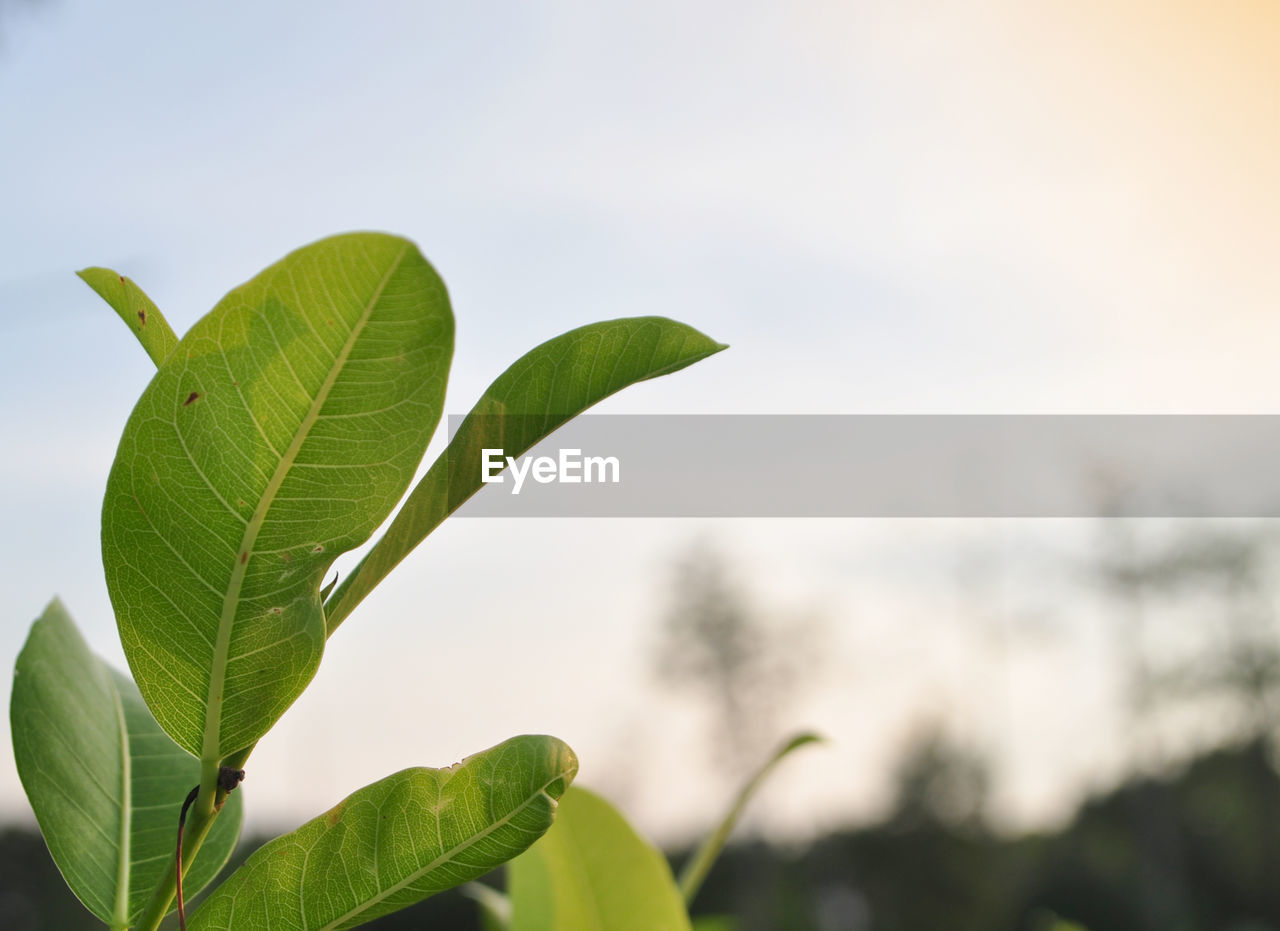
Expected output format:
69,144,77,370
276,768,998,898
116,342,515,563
102,233,454,760
78,267,179,367
190,736,576,931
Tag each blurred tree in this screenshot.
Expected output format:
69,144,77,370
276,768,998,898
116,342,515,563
887,723,990,832
1091,518,1280,930
1139,527,1280,739
1022,738,1280,931
1094,520,1280,761
653,541,820,776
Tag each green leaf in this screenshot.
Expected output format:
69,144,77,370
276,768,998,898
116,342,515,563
678,732,823,905
189,735,577,930
77,267,180,367
508,786,692,931
10,599,243,928
102,232,454,760
325,316,726,633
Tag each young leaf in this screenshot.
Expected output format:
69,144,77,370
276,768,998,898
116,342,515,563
507,786,692,931
77,267,179,367
102,232,454,760
10,599,243,928
189,735,578,930
325,316,726,633
678,732,823,905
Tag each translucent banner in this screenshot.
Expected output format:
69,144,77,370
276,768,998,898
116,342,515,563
446,415,1280,517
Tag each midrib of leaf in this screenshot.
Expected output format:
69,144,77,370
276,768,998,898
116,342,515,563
109,675,131,930
322,777,569,931
200,246,408,768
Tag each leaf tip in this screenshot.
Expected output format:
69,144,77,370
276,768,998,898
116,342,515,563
547,758,579,800
779,731,826,755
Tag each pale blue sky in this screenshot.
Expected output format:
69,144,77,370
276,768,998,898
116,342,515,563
2,0,1278,840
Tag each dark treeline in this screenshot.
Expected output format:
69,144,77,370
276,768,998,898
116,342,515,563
4,737,1280,931
686,738,1280,931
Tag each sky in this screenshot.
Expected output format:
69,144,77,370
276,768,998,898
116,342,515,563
2,0,1279,844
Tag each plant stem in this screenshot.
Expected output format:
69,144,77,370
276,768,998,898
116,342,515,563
134,747,253,931
677,733,823,906
133,780,218,931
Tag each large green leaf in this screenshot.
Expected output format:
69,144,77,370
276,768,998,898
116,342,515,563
325,317,726,633
78,266,179,367
102,232,453,760
10,599,243,928
190,735,578,930
507,786,692,931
